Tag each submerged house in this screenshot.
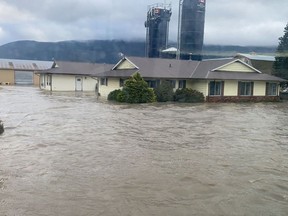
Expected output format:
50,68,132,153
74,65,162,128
37,57,285,102
38,61,112,92
96,57,285,102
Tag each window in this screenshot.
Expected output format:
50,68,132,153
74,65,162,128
119,78,125,87
146,80,160,88
46,75,51,86
167,80,176,88
178,80,186,89
100,78,108,86
238,81,253,96
209,81,223,96
266,82,278,96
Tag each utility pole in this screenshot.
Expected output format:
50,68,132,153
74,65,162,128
177,0,183,60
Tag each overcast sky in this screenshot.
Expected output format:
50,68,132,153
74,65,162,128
0,0,287,46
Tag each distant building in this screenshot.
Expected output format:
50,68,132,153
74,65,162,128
145,3,172,58
178,0,206,60
0,58,54,86
234,53,275,75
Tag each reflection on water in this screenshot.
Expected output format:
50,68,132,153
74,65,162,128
1,86,288,216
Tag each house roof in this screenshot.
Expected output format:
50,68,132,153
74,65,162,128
235,53,275,61
97,56,286,82
0,58,54,70
38,61,113,76
98,57,209,78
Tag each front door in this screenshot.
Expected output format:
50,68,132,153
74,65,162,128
75,76,83,91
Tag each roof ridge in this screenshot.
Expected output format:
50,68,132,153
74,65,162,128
189,61,201,78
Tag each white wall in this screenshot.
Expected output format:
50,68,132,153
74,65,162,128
83,76,98,91
99,78,121,97
190,80,209,96
40,74,97,92
224,80,238,96
254,81,266,96
52,74,75,91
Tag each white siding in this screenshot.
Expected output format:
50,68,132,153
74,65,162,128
39,74,97,92
190,80,208,96
52,74,75,91
82,77,98,91
218,62,255,73
116,60,136,70
254,81,266,96
99,78,121,97
224,80,238,96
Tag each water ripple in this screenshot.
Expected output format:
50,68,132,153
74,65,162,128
1,86,288,215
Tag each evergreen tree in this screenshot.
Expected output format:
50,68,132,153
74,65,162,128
154,80,174,102
122,72,156,103
108,72,156,103
273,23,288,80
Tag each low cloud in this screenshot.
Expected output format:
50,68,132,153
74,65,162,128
0,0,287,46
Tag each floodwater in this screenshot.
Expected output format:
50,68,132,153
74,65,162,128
1,86,288,216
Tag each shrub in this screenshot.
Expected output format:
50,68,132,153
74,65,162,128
174,88,205,103
154,80,174,102
108,72,156,103
116,90,126,102
108,89,122,101
120,72,156,103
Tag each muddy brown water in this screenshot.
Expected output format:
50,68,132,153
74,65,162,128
1,86,288,216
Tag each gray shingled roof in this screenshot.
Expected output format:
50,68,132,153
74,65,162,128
38,61,113,76
97,57,205,78
98,57,285,82
0,58,54,70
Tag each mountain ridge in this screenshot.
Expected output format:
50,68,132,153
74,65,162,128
0,40,276,64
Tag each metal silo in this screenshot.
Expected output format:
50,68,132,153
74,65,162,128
145,3,172,58
178,0,206,60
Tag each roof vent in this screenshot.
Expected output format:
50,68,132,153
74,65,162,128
32,63,38,69
169,63,172,68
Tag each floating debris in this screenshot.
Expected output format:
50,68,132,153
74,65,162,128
0,120,4,135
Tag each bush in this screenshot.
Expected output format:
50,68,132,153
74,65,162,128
118,72,155,103
154,80,174,102
108,89,122,101
174,88,205,103
116,90,127,102
108,72,156,103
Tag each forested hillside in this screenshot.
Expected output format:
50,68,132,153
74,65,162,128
0,40,276,63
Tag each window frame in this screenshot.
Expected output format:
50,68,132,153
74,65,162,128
209,81,224,96
166,80,176,88
238,81,253,96
266,82,278,96
119,78,125,87
100,77,108,86
178,80,186,89
146,80,160,88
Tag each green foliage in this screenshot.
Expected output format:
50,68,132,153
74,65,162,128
110,72,156,104
116,91,127,103
273,23,288,80
174,88,205,103
154,80,174,102
107,89,122,101
122,73,156,103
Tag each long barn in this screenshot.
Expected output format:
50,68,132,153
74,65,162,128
0,58,54,85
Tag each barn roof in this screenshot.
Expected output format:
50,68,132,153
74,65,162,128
0,58,54,70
